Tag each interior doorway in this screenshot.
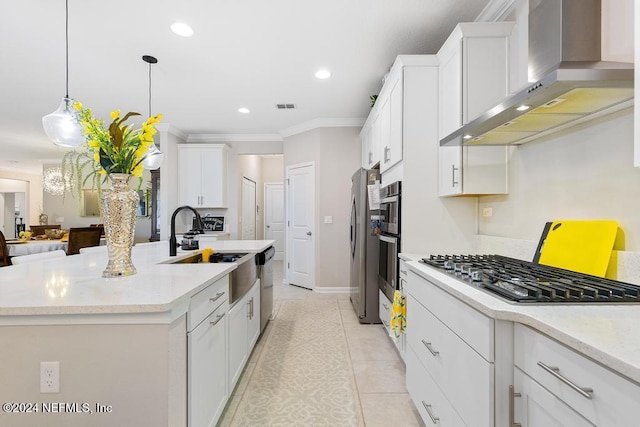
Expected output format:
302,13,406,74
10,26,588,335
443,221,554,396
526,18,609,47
264,183,285,260
241,176,256,240
0,178,27,239
285,162,315,290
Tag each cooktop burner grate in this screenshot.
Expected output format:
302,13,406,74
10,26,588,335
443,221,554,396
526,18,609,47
420,254,640,303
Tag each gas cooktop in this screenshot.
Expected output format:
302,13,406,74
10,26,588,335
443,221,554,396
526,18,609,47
420,254,640,304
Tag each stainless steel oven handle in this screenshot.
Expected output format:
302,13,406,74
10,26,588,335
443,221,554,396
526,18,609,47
421,339,439,356
380,195,399,204
379,234,397,244
537,362,593,399
421,401,439,424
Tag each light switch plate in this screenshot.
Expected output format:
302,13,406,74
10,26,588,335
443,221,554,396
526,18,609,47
324,216,333,224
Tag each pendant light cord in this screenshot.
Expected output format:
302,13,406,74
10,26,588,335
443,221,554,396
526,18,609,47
148,61,152,117
65,0,69,98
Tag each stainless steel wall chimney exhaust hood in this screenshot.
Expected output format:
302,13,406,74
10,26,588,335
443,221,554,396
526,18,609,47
441,0,633,147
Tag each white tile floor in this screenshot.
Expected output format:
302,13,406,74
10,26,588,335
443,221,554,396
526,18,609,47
218,261,424,426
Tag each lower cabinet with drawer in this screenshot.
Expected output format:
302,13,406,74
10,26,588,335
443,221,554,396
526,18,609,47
187,275,230,427
405,270,494,427
512,324,640,427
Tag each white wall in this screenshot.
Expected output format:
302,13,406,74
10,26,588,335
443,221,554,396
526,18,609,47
478,109,640,251
283,127,361,288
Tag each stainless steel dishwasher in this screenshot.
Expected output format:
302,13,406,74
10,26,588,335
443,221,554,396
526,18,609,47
255,246,275,333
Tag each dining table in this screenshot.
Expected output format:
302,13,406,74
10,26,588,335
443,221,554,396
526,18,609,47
6,238,68,257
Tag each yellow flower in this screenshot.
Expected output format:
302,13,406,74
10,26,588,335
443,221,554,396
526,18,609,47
110,110,121,120
74,101,83,111
131,163,143,178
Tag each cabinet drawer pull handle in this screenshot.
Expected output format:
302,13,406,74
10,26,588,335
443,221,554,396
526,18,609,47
209,291,225,302
452,165,459,186
384,146,390,163
509,385,522,427
400,269,407,275
210,313,225,326
421,340,439,356
382,303,390,310
537,361,593,399
421,401,439,424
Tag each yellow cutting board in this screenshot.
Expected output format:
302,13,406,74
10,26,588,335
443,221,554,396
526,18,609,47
537,220,618,277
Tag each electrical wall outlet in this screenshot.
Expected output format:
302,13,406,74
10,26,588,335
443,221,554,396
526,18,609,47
482,208,493,218
40,361,60,393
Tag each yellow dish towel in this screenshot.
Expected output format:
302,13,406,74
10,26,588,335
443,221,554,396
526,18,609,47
390,290,406,338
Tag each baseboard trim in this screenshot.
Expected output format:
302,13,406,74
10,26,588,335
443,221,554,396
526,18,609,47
312,286,350,294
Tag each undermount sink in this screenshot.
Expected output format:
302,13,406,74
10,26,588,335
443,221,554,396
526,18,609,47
166,252,250,264
165,252,257,304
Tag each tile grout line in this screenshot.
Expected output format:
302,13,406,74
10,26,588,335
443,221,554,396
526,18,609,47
337,299,368,426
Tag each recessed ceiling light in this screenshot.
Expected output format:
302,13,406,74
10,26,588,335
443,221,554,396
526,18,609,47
516,105,530,111
171,22,194,37
315,69,331,79
238,107,250,114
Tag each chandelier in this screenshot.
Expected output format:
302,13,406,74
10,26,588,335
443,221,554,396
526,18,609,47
43,167,72,196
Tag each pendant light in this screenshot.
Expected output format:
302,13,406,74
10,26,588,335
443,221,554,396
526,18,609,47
141,55,164,170
42,0,84,147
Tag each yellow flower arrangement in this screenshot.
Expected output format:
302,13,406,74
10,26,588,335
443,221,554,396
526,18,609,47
73,102,162,178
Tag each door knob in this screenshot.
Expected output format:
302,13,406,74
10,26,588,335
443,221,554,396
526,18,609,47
306,231,312,236
266,225,270,228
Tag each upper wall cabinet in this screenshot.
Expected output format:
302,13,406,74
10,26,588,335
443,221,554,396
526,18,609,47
437,22,513,196
361,56,437,174
178,144,228,208
437,22,514,140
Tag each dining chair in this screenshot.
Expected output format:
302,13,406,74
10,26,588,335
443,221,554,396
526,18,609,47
11,250,67,265
29,224,61,236
0,230,11,267
66,227,103,255
90,224,105,236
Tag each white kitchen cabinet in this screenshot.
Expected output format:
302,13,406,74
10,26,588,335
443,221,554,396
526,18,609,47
513,324,640,427
187,275,229,427
361,109,380,169
437,22,513,140
406,346,466,427
361,56,435,176
437,22,512,196
513,367,593,427
438,145,508,196
178,144,228,208
247,280,261,350
227,279,260,392
405,270,494,427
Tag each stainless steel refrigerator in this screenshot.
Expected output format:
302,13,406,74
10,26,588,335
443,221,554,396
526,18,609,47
349,168,381,324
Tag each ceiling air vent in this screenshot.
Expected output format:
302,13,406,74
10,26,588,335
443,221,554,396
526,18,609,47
276,104,296,109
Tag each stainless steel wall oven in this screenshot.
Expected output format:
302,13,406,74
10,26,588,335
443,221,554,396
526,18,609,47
378,181,401,302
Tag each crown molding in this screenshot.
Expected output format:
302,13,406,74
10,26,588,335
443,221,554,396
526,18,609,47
476,0,518,22
155,123,187,140
186,133,284,143
279,118,366,138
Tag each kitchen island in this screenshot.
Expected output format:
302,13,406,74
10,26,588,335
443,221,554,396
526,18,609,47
0,240,274,427
400,253,640,427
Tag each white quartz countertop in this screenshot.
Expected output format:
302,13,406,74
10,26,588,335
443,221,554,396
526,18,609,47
0,240,274,320
400,253,640,385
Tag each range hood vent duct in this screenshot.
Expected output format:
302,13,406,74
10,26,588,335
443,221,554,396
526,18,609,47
441,0,633,147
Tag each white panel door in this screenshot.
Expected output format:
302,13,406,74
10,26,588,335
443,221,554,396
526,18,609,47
241,177,256,240
286,163,315,289
264,183,285,260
